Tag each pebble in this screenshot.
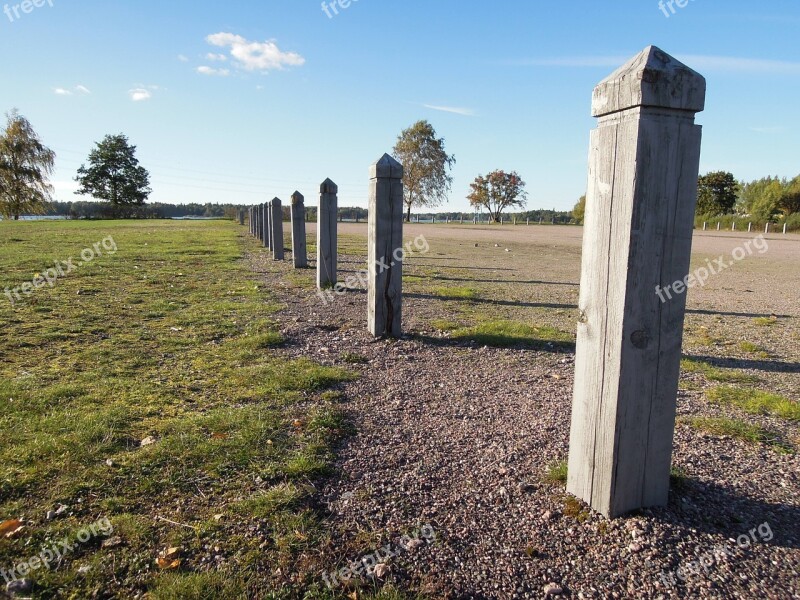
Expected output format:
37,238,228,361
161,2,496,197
6,579,32,595
544,582,563,596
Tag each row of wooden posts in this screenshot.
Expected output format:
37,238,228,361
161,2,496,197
245,156,405,338
242,47,720,521
703,221,790,234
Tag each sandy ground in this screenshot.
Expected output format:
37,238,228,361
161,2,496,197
252,223,799,599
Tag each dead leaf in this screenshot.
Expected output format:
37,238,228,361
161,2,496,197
164,547,181,559
140,436,156,447
0,519,23,538
211,432,228,440
292,419,303,428
156,556,182,570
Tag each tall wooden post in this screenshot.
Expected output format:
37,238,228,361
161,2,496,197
368,154,404,338
266,201,273,250
318,179,338,289
271,198,284,260
291,191,307,268
567,47,706,518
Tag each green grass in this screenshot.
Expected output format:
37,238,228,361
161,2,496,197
443,319,574,349
433,286,479,300
680,359,759,384
754,316,778,327
0,219,355,597
544,460,568,484
681,416,792,453
738,341,767,355
707,387,800,421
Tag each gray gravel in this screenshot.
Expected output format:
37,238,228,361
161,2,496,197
251,238,800,600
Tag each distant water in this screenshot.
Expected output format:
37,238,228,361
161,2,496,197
1,216,69,221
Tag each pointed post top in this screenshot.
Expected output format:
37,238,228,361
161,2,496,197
592,46,705,117
370,153,403,180
320,178,338,194
291,190,304,205
271,197,281,206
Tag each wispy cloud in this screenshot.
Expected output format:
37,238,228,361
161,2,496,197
196,66,230,77
677,55,800,74
501,56,625,68
177,54,189,63
54,85,91,96
423,104,476,117
500,53,800,75
206,53,227,62
204,32,305,73
749,126,784,134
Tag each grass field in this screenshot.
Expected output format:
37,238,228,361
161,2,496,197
1,219,798,598
0,220,357,598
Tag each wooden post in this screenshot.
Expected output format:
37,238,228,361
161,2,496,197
567,47,706,518
717,222,721,231
318,179,338,289
368,154,403,338
703,222,707,231
765,223,770,234
291,191,307,268
784,223,788,234
732,221,736,231
257,204,263,242
271,198,284,260
748,222,753,233
266,201,273,250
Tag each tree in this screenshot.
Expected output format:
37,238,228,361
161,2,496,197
777,176,800,216
572,195,586,225
696,171,738,216
467,170,527,222
738,176,780,220
392,120,455,222
0,110,56,220
75,134,151,212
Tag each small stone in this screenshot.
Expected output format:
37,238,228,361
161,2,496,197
629,543,644,553
406,539,424,551
140,436,156,447
77,565,91,574
542,510,554,521
6,578,32,595
105,458,114,467
102,536,124,549
213,514,225,522
544,583,563,596
374,563,391,579
46,510,56,520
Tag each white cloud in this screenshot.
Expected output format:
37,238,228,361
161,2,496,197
129,88,152,102
54,88,72,96
205,32,305,72
196,66,230,77
75,85,91,94
423,104,476,117
178,54,189,62
206,53,227,62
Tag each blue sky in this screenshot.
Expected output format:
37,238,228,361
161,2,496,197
1,0,798,211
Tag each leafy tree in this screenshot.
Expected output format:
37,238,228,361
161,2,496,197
393,120,455,222
738,176,779,219
572,195,586,225
0,110,56,220
466,170,527,223
696,171,738,216
75,134,151,212
778,176,800,216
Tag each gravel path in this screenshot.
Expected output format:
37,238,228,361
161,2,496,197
250,228,800,600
